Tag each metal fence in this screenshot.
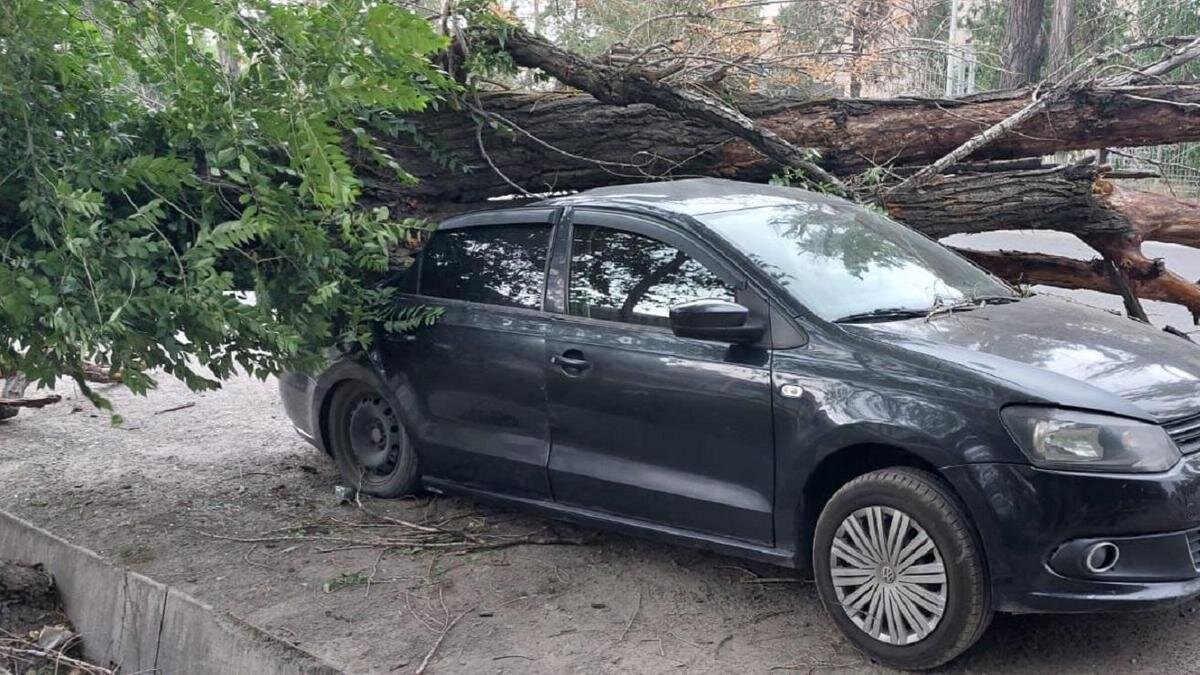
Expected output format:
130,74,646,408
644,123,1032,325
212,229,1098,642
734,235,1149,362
1108,144,1200,199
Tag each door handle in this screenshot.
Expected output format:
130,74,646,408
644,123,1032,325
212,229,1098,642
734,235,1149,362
551,352,590,372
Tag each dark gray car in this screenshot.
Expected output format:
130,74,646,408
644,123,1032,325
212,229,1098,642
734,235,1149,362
280,178,1200,669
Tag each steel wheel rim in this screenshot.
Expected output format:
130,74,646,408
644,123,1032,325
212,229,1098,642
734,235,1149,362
346,394,401,478
829,506,948,646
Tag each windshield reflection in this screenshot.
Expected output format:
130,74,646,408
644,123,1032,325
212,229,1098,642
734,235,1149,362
701,202,1014,321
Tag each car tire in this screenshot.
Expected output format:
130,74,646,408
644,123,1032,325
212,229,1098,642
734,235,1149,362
813,467,991,671
326,379,419,498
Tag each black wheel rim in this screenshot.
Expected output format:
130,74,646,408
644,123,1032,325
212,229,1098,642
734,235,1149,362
345,394,402,478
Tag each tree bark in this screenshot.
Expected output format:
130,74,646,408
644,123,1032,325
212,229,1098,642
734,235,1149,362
487,26,844,190
898,167,1200,322
882,163,1130,239
880,162,1200,247
956,248,1200,321
1047,0,1076,76
998,0,1046,87
368,84,1200,210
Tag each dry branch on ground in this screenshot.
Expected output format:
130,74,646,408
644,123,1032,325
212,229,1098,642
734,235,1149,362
197,498,593,557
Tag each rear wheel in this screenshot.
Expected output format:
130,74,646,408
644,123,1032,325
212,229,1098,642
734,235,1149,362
813,468,991,670
327,380,418,497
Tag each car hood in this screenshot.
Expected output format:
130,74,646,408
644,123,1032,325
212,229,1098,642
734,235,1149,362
845,295,1200,422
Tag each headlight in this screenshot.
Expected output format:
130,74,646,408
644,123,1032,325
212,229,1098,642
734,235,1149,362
1001,406,1180,473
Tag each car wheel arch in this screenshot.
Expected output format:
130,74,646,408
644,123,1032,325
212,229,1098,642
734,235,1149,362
311,359,389,458
796,442,974,572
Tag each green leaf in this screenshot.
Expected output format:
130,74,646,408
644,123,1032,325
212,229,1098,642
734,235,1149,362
0,0,450,414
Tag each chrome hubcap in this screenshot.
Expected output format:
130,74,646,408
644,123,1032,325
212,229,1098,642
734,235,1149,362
829,506,948,645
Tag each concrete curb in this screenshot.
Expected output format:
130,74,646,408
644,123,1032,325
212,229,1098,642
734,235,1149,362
0,509,343,674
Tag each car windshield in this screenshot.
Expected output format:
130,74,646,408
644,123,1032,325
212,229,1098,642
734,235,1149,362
700,201,1015,321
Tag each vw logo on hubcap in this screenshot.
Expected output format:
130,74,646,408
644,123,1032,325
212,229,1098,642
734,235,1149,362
879,565,897,584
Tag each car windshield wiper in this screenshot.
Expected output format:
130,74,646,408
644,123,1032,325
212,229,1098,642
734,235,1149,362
834,307,930,323
836,296,1022,324
930,295,1022,313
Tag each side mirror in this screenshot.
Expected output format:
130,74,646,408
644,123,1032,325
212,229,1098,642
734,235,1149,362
669,299,765,344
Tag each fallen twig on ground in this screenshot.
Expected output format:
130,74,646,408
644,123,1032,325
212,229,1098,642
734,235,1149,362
0,635,113,675
197,499,594,559
617,589,642,643
767,658,865,672
415,603,477,674
154,401,196,415
365,548,388,598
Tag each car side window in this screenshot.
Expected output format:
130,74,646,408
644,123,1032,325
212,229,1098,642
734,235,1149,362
568,224,734,327
419,224,550,310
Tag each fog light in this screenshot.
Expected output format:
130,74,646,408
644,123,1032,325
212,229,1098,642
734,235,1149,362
1084,541,1120,574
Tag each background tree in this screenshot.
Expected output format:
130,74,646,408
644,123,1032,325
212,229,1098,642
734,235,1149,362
1047,0,1077,75
997,0,1046,87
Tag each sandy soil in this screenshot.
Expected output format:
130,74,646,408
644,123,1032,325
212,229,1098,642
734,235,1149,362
1,376,1200,674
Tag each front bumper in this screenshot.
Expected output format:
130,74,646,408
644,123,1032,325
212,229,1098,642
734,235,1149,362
945,456,1200,613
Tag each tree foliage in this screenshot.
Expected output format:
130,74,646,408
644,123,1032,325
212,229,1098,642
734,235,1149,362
0,0,453,417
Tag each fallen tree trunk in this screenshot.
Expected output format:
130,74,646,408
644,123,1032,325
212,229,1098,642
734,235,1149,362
883,163,1200,245
367,84,1200,209
890,165,1200,321
883,163,1130,239
361,28,1200,323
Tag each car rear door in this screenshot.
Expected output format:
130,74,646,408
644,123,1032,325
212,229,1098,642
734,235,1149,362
377,209,558,499
543,209,776,545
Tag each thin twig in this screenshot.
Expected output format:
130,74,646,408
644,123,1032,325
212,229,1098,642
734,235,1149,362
365,547,388,599
153,402,196,415
415,604,477,675
617,589,642,643
0,643,113,674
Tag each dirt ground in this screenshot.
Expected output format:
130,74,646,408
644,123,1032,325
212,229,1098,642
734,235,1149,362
0,560,93,674
0,561,63,638
3,374,1200,675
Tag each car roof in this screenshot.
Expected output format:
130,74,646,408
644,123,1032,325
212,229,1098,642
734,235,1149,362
538,177,845,218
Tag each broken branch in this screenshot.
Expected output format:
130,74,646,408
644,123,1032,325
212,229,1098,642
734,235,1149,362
0,394,61,409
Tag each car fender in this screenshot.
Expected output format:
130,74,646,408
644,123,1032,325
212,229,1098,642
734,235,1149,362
310,353,392,456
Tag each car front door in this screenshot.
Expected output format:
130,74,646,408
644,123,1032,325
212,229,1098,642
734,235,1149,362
544,209,776,545
378,209,558,499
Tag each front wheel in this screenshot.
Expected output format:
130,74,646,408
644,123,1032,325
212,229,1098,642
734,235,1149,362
813,468,992,670
326,380,419,498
